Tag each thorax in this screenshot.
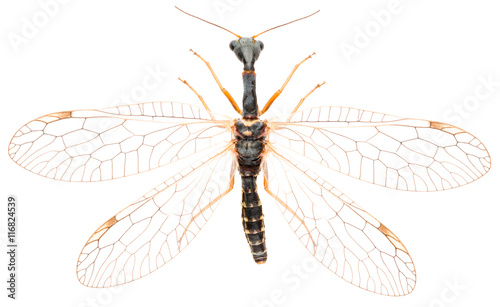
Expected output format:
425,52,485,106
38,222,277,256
232,118,268,175
233,118,268,141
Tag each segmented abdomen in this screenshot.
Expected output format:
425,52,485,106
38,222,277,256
241,176,267,264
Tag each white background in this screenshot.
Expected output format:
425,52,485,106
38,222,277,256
1,0,499,306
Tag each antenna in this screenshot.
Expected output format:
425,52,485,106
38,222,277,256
252,10,320,38
175,6,241,38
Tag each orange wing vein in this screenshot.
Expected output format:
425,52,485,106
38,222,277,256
269,106,490,191
263,146,416,296
8,101,232,182
76,146,236,287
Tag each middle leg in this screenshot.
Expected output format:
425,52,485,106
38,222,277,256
260,53,316,115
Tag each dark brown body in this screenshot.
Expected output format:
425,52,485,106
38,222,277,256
233,117,268,263
230,37,268,263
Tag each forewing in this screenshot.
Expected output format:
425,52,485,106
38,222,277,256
76,146,237,287
269,106,491,191
9,102,232,182
263,147,416,296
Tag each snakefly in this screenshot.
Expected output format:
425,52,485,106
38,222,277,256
8,7,491,296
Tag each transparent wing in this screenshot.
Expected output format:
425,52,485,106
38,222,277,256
8,101,232,182
263,147,416,296
269,106,491,191
76,146,236,287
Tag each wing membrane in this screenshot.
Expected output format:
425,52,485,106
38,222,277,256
263,147,416,296
9,102,232,182
76,146,237,287
269,106,491,191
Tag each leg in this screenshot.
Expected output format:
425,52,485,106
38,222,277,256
260,53,315,115
177,176,235,248
287,81,326,121
190,49,241,115
178,77,214,120
263,176,315,250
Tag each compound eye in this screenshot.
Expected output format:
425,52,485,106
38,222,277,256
258,40,264,51
229,40,238,51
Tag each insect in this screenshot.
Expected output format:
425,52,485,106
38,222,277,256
8,8,491,296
